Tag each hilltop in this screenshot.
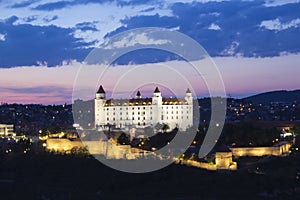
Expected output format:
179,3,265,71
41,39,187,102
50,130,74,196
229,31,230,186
244,90,300,105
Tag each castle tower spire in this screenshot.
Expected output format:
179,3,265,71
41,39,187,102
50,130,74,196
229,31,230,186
154,86,160,93
136,91,142,99
186,88,191,94
97,85,105,94
96,85,106,99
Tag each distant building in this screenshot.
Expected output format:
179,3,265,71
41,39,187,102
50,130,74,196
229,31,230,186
95,85,193,131
0,124,14,136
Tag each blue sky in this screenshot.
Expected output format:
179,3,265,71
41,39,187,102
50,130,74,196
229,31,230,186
0,0,300,104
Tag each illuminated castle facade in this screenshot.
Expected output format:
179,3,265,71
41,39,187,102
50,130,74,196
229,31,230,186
94,86,193,131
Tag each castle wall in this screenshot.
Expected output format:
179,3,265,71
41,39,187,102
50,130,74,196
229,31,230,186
215,152,237,170
230,143,291,157
46,138,142,159
176,156,237,171
181,159,217,171
95,104,193,131
46,138,83,152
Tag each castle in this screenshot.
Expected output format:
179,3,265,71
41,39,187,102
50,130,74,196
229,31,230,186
94,86,193,131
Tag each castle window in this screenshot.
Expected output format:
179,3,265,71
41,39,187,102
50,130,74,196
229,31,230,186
126,108,128,110
138,122,140,125
187,116,189,119
176,106,178,109
133,117,135,120
172,111,173,114
138,117,140,120
107,117,109,120
113,117,115,121
143,112,145,115
143,117,145,120
132,112,134,115
120,112,122,115
143,107,145,109
107,113,109,115
132,107,134,110
176,116,178,119
126,112,128,115
107,108,109,110
138,112,140,115
181,116,183,119
113,108,115,110
143,122,146,126
150,117,152,120
113,112,115,115
138,107,140,110
120,117,122,120
172,116,173,119
167,117,168,120
176,111,178,114
120,108,122,110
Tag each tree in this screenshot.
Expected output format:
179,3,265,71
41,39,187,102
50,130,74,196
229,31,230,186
117,133,130,145
292,123,300,135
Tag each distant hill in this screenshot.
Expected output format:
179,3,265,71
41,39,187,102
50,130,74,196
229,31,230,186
244,90,300,104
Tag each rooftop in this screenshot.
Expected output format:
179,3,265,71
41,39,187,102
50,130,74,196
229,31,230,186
97,85,105,94
104,97,188,106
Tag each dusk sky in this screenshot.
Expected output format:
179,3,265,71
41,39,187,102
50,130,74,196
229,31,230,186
0,0,300,104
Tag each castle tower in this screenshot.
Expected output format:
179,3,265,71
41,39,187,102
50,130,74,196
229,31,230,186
152,87,162,125
95,85,106,129
183,88,193,130
185,88,193,105
152,87,162,105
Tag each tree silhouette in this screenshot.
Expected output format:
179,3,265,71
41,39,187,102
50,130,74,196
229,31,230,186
117,133,130,145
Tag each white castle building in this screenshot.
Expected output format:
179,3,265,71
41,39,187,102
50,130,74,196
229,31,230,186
94,86,193,131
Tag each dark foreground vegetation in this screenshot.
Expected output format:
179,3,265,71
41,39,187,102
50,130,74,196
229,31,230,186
0,148,300,200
